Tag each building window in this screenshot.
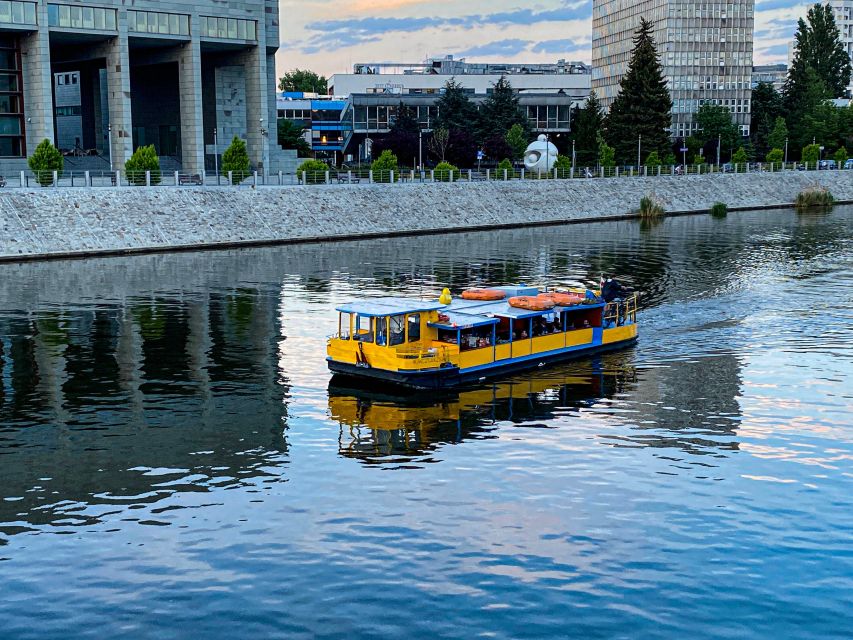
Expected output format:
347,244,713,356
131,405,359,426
127,10,188,36
0,1,36,25
0,35,24,157
199,16,256,40
48,4,116,30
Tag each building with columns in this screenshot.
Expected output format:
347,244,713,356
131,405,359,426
0,0,289,174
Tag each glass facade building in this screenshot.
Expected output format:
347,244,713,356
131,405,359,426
592,0,754,139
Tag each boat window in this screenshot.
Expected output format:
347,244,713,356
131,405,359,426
437,329,458,344
339,312,353,339
460,327,493,351
355,315,373,342
389,315,405,346
375,316,388,346
532,313,562,337
406,314,420,342
496,317,512,343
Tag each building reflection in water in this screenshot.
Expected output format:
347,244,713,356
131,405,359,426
329,350,743,466
0,287,289,534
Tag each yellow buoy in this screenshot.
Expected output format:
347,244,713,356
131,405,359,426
439,287,452,305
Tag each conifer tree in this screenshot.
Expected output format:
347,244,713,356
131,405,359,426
792,3,851,99
573,90,604,165
750,82,783,157
606,18,672,163
435,78,478,132
478,76,530,142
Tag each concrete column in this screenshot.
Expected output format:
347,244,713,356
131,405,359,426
93,21,133,170
20,9,55,154
177,22,204,174
234,30,268,171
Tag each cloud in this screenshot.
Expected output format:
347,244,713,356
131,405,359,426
299,2,593,52
531,38,589,54
756,43,789,57
455,38,533,57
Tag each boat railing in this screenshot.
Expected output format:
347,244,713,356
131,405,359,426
604,293,638,327
395,344,452,363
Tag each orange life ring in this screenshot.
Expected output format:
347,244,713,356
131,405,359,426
537,291,585,306
461,288,506,301
508,296,555,311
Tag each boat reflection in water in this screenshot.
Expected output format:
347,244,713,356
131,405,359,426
329,354,638,464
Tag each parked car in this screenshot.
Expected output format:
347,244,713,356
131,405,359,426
0,175,6,187
179,173,204,185
818,159,837,170
845,159,853,170
721,162,734,173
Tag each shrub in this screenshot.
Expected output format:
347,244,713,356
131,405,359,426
801,143,820,167
370,149,398,183
434,161,458,182
496,158,513,175
709,202,728,218
645,151,662,168
731,147,748,166
795,185,835,211
221,136,250,184
296,159,329,184
692,154,705,166
28,139,63,187
663,152,676,166
553,155,572,176
124,144,161,185
833,146,848,167
638,194,664,219
765,148,783,164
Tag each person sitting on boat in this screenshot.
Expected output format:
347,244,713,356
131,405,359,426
602,277,625,302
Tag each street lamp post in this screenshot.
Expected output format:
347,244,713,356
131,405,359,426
572,139,576,170
107,123,113,171
637,134,641,170
544,133,549,177
259,117,267,178
716,134,721,168
213,127,219,185
784,137,789,164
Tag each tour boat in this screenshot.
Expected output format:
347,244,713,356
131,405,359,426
326,285,638,390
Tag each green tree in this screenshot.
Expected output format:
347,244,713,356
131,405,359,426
802,100,841,152
732,147,748,165
663,152,676,166
833,146,848,166
573,90,604,166
27,138,63,186
786,67,831,149
371,149,398,183
124,144,161,185
496,158,513,173
695,103,741,159
802,143,820,165
428,126,450,162
296,158,329,184
598,134,615,168
504,123,529,161
767,117,789,152
553,155,572,175
750,82,784,157
435,78,478,132
221,136,250,183
606,18,672,163
645,151,662,167
766,148,784,164
791,4,851,99
380,101,419,166
478,76,530,142
278,69,327,94
277,119,311,156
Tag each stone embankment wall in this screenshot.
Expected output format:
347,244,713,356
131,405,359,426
0,171,850,261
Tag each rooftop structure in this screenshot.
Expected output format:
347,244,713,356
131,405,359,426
592,0,755,139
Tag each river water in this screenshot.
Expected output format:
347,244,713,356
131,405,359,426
0,207,851,639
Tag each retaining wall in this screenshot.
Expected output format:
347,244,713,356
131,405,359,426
0,170,850,261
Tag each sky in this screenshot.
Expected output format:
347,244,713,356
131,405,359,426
275,0,814,81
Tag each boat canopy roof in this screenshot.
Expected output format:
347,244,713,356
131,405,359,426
428,310,499,330
445,298,604,319
336,297,445,317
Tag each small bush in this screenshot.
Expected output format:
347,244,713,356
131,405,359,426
795,185,835,211
371,149,398,183
801,143,820,166
692,154,705,166
731,147,748,166
662,152,676,166
553,155,572,176
28,139,64,187
833,146,848,167
434,161,458,182
124,144,161,185
645,151,662,168
297,159,329,184
496,158,513,176
710,202,728,218
221,136,250,184
638,194,665,219
765,148,783,167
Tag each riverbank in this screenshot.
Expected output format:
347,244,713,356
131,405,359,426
1,170,850,262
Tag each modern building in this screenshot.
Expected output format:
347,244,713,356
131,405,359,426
0,0,291,174
752,63,786,92
592,0,755,139
829,1,853,96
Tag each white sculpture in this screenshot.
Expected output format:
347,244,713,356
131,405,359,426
523,134,558,173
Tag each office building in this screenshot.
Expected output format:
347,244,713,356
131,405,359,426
752,63,786,92
592,0,755,139
0,0,291,174
830,1,853,96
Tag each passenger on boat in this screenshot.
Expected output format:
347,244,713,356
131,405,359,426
602,278,625,302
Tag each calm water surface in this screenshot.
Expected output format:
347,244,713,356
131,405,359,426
0,208,851,638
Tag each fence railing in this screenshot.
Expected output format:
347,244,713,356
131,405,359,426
1,161,847,189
